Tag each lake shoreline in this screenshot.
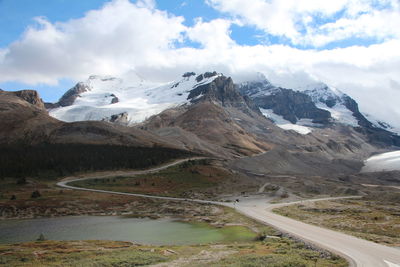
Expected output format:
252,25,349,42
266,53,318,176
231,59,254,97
0,215,257,245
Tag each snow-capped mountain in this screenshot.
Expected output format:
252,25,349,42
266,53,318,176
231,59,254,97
48,71,399,141
237,74,400,136
303,84,359,127
363,112,400,136
48,72,221,125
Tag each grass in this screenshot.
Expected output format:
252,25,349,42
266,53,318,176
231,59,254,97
274,198,400,246
69,160,229,198
0,241,170,267
0,238,348,267
184,222,257,243
211,237,348,267
219,225,258,243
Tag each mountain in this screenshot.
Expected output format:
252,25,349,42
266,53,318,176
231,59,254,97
141,74,273,157
0,89,180,148
47,71,399,138
237,74,400,147
39,71,400,175
48,72,222,124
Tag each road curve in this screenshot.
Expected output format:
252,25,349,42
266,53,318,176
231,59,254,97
57,157,222,205
57,158,400,267
234,198,400,267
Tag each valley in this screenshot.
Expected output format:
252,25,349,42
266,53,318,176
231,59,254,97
2,1,400,266
1,71,400,267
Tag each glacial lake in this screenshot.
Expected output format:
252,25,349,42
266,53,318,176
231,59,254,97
0,216,254,244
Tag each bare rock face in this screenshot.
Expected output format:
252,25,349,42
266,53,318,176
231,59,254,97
12,90,46,110
58,82,90,107
239,80,400,147
254,88,331,124
110,94,119,104
188,75,261,116
182,72,196,78
102,112,129,125
44,102,60,109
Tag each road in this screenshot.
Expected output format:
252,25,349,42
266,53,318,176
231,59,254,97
362,184,400,190
234,198,400,267
57,157,222,205
57,158,400,267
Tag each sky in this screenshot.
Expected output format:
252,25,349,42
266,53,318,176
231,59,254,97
0,0,400,128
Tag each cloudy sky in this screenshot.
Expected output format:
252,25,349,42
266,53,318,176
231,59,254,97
0,0,399,127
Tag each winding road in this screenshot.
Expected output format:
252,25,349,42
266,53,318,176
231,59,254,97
57,158,400,267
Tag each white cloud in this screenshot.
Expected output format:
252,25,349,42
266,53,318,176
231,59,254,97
186,18,234,49
206,0,400,46
0,0,186,84
0,0,400,129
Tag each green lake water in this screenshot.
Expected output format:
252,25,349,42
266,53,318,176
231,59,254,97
0,216,254,245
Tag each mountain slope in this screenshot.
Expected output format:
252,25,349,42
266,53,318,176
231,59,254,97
237,75,400,147
0,90,181,148
142,75,273,157
48,72,222,124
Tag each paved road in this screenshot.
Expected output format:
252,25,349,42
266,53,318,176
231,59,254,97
57,159,400,267
234,198,400,267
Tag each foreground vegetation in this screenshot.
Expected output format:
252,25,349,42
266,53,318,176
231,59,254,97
0,143,194,179
274,193,400,246
0,237,347,267
0,172,348,266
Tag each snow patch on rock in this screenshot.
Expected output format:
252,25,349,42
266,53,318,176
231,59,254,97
363,113,400,135
260,108,312,135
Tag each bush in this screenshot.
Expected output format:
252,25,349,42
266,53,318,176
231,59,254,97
16,177,27,185
36,233,46,241
254,231,267,241
31,190,41,198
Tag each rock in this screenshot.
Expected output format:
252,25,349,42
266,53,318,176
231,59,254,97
204,71,217,78
254,88,331,124
183,72,196,78
44,102,60,109
196,74,204,82
102,112,129,125
13,90,46,110
57,82,90,107
110,94,119,104
163,249,178,255
188,75,261,116
341,95,400,146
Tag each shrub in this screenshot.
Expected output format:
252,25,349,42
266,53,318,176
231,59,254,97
31,190,41,198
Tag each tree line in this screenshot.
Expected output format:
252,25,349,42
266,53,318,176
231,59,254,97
0,143,194,179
